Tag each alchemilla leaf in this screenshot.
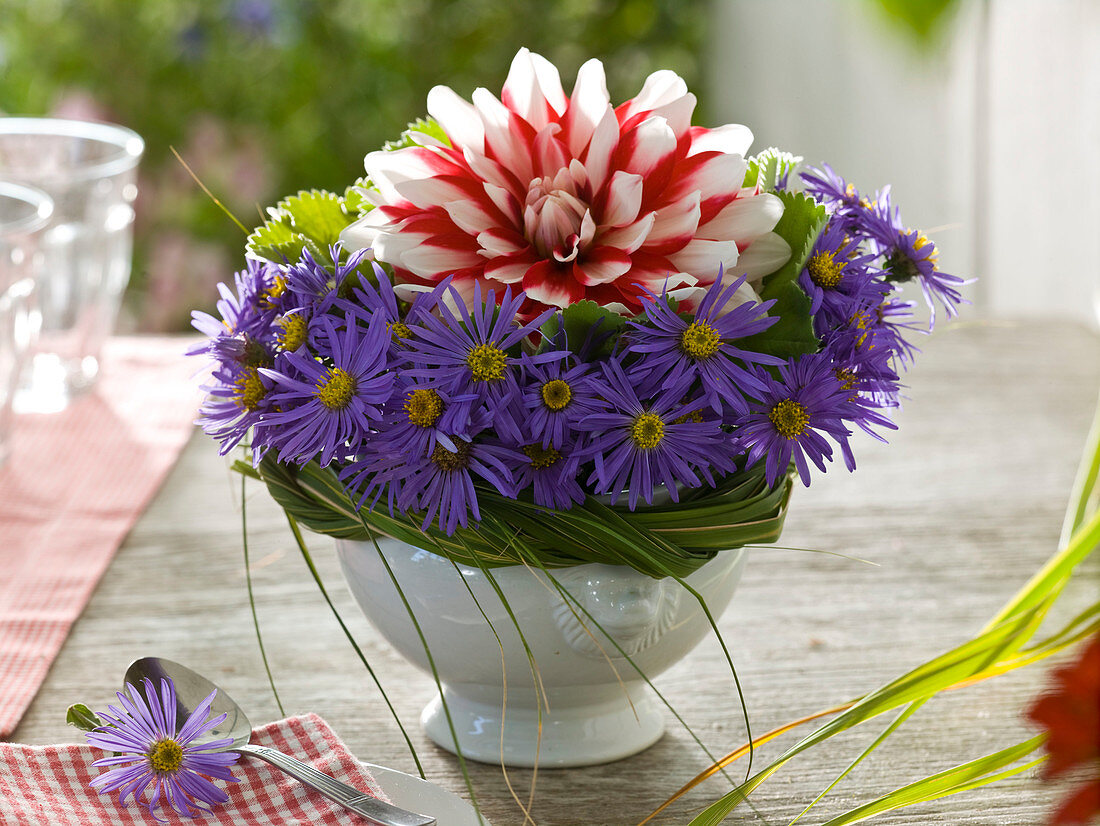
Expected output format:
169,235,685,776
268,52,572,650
276,190,350,248
760,190,828,300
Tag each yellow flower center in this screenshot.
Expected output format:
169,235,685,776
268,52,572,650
235,366,266,411
404,388,443,428
523,443,561,469
807,251,845,289
466,343,507,382
261,274,288,309
540,379,572,411
835,368,858,391
679,322,722,360
148,739,184,774
277,314,308,352
630,413,665,449
768,399,810,439
389,321,411,342
431,441,470,471
316,367,356,410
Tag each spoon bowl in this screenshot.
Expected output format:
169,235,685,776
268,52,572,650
124,657,436,826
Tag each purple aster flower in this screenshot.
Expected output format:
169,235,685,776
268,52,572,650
840,292,924,369
520,356,599,449
626,273,781,416
260,311,394,467
359,412,522,534
188,259,281,367
85,677,238,821
800,164,866,219
282,244,370,315
404,283,564,440
732,353,859,487
576,358,734,509
368,378,478,459
797,222,886,330
338,265,451,359
512,438,586,511
195,362,275,458
863,192,968,327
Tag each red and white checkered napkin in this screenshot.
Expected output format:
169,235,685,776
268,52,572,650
0,713,390,826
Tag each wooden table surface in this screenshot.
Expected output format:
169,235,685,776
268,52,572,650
11,320,1100,825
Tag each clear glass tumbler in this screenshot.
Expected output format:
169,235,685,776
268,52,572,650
0,181,53,465
0,118,144,413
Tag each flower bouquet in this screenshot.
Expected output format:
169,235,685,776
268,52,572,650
190,48,965,767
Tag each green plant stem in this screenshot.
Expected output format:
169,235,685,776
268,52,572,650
241,472,284,716
285,516,425,779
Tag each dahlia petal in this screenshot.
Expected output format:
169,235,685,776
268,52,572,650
473,87,535,184
601,170,645,227
463,146,525,201
371,231,433,269
620,69,689,120
599,210,656,254
477,228,527,257
482,181,523,227
583,106,620,193
427,85,485,151
640,92,697,136
564,57,612,157
645,190,702,250
339,213,382,252
700,192,784,243
687,123,754,158
501,47,568,129
484,256,535,283
667,152,747,206
402,244,484,277
364,148,454,205
574,248,632,285
617,116,678,178
522,260,585,307
443,199,500,236
728,232,792,284
667,238,740,274
533,125,570,178
394,175,474,210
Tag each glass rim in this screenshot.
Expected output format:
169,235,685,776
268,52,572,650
0,117,145,182
0,181,54,235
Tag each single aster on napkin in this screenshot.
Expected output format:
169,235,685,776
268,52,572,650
84,677,239,820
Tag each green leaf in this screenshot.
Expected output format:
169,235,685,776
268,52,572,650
759,190,828,297
276,190,350,249
541,300,629,357
342,178,374,217
246,218,305,264
383,116,452,152
739,280,818,358
66,703,103,732
744,147,803,192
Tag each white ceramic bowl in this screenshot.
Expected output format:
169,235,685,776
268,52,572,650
336,537,745,767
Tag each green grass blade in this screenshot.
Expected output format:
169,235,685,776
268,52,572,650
284,516,425,779
241,473,284,716
1061,389,1100,545
815,737,1046,826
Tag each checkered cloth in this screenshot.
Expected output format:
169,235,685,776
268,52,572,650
0,713,389,825
0,337,203,738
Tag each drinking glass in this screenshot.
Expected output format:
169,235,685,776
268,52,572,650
0,181,53,465
0,118,144,413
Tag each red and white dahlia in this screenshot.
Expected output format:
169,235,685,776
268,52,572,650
342,48,791,313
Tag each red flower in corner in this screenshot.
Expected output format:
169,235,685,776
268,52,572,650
1027,634,1100,825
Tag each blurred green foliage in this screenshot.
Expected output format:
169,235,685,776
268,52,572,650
0,0,704,329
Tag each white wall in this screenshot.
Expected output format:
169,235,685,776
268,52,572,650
707,0,1100,328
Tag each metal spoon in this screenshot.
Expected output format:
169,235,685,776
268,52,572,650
124,657,436,826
